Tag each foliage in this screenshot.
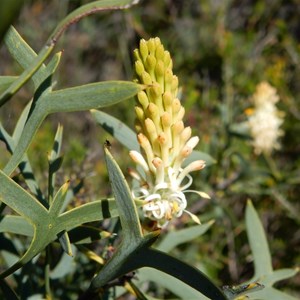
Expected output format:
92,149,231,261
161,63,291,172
0,0,299,299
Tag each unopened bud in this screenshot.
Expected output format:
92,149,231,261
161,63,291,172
140,39,148,62
137,91,149,110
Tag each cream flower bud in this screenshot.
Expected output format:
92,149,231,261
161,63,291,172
141,71,152,85
137,91,149,110
135,60,145,76
130,37,208,227
145,55,156,78
139,39,148,62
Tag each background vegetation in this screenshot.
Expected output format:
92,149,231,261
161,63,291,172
0,0,299,299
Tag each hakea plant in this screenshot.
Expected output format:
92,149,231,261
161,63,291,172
246,82,284,155
129,37,210,227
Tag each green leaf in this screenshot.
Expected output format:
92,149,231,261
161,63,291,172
58,231,73,257
246,200,273,277
248,286,299,300
0,122,45,203
261,268,299,287
122,248,227,300
104,146,142,241
0,167,121,278
157,221,214,253
91,109,139,151
0,215,33,236
3,81,142,176
0,76,18,94
91,147,159,289
1,0,139,105
4,26,48,89
136,268,211,300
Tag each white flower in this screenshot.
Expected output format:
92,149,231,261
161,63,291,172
247,82,284,155
130,38,209,227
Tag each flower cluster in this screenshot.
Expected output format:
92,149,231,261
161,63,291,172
129,37,209,227
246,82,284,155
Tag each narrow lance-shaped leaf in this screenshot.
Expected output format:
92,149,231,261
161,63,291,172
0,0,140,105
114,247,227,300
246,200,273,278
104,145,143,241
4,26,47,89
0,76,18,94
3,81,143,176
91,147,159,289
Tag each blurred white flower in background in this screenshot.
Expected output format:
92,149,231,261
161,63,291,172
246,82,284,155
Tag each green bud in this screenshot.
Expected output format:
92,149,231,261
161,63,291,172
149,84,163,111
147,102,162,132
171,121,184,159
145,55,156,78
155,60,165,90
133,49,142,61
155,44,165,61
180,126,192,148
135,60,145,77
147,38,155,55
157,132,169,165
164,68,173,92
137,91,149,110
161,112,172,148
163,51,172,69
171,75,179,97
137,133,155,173
162,91,173,114
141,71,152,85
135,105,145,124
140,39,149,62
172,98,181,116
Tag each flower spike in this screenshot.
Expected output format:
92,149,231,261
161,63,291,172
130,37,208,227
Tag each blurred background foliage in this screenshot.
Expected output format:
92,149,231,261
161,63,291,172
0,0,299,298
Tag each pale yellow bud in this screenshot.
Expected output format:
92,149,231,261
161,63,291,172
164,68,173,92
147,103,162,132
133,49,142,62
135,105,145,127
162,91,173,114
180,126,192,148
137,91,149,110
145,55,156,78
172,98,182,118
163,51,172,69
141,71,152,85
140,39,148,62
155,60,165,89
137,133,155,173
157,132,169,165
147,38,155,55
161,112,172,148
135,60,145,77
171,75,179,97
174,106,185,123
155,44,165,61
149,84,163,111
